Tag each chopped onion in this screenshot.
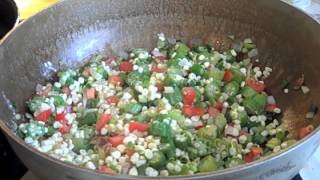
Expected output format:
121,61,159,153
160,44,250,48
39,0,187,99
225,125,239,137
301,86,310,94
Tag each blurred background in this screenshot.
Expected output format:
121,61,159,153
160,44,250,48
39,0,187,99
15,0,58,20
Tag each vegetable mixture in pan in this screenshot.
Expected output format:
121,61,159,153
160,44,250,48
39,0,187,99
17,33,314,176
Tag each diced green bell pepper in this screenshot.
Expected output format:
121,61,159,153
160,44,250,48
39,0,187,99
190,64,205,76
214,114,227,133
266,137,281,149
205,69,224,81
122,102,142,115
174,42,190,58
174,132,192,150
205,82,221,103
224,81,240,97
80,109,97,126
198,155,218,172
241,86,257,98
52,95,66,107
164,86,182,106
197,125,217,139
86,98,99,108
149,151,166,169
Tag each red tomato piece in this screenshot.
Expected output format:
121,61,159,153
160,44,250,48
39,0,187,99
182,87,197,105
183,105,194,117
96,113,112,131
192,107,206,116
36,109,51,123
106,96,119,105
108,135,125,147
129,121,149,132
223,69,233,81
119,61,133,72
208,107,220,118
214,101,224,111
244,147,262,163
125,149,135,157
251,147,263,157
59,125,70,134
86,88,95,99
265,104,277,112
246,79,266,93
55,111,65,122
108,75,122,85
97,166,116,175
58,121,70,134
244,153,254,163
299,125,314,139
151,64,164,73
183,105,206,117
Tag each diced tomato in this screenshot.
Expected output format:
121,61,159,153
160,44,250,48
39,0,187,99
129,121,149,132
183,105,205,117
62,86,71,95
214,101,224,111
223,69,233,81
244,147,263,163
119,61,133,72
183,105,194,117
151,64,164,73
58,120,70,134
299,125,314,139
86,88,95,99
192,107,206,116
246,79,266,93
96,113,112,131
244,153,254,163
108,135,125,147
125,149,135,157
105,56,116,65
97,166,116,175
36,109,51,123
265,104,277,112
106,96,119,105
59,125,70,134
108,75,122,85
55,111,65,122
182,87,197,105
251,147,263,157
208,107,220,118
